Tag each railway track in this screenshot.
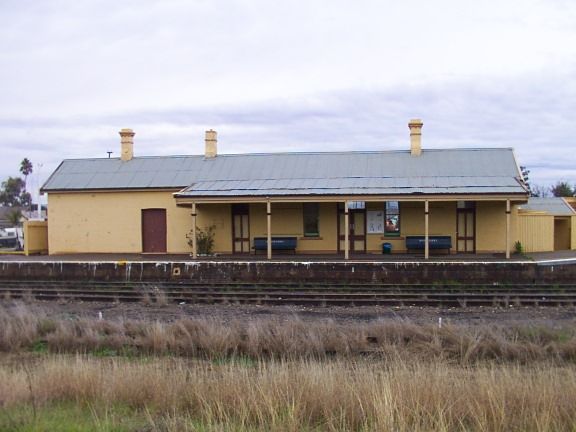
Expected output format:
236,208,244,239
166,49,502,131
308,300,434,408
1,280,576,307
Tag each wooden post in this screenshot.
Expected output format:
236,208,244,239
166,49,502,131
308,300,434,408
344,201,349,260
424,200,429,260
267,200,272,260
191,202,197,259
506,199,511,259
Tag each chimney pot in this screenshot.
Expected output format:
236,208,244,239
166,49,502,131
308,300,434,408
119,128,135,161
205,129,217,158
408,119,423,156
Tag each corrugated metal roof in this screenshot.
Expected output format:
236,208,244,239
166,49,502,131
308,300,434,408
181,176,523,196
42,148,528,197
518,198,576,216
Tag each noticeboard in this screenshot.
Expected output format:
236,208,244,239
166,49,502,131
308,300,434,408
367,210,384,234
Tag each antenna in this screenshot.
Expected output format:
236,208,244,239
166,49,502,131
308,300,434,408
107,151,113,158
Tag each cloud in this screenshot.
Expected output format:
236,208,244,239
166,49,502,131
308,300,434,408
1,70,575,193
1,0,576,198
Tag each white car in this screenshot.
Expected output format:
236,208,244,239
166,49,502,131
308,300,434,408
0,227,23,250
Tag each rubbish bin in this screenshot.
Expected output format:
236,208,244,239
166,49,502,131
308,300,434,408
382,242,392,254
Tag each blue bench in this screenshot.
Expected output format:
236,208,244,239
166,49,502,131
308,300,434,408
406,236,452,255
253,237,297,254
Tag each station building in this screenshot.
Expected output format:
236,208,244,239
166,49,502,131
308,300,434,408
40,120,575,258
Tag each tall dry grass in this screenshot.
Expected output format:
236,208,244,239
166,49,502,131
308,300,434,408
0,355,575,431
1,303,576,363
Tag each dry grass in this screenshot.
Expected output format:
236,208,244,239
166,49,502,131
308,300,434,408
1,303,576,430
1,303,576,364
0,355,575,431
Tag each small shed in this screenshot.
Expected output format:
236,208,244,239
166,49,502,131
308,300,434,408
517,198,576,252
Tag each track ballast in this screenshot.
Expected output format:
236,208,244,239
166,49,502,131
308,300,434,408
1,280,576,307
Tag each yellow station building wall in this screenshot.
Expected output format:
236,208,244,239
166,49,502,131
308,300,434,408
47,191,523,255
48,191,230,254
48,191,189,254
248,203,338,253
516,214,554,253
365,202,457,253
572,216,576,250
23,220,48,255
475,201,518,253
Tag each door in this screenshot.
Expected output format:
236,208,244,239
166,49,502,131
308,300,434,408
456,202,475,253
554,217,571,251
141,209,167,253
338,207,367,253
232,204,250,253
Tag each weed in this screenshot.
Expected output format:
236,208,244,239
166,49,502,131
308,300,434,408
31,340,48,353
154,290,169,306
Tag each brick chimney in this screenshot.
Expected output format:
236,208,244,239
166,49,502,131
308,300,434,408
205,129,217,158
408,119,423,156
119,128,135,161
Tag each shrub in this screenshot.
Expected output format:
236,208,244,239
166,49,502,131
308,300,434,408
187,224,216,255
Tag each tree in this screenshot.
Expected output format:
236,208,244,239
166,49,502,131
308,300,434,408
0,177,27,206
19,158,33,186
0,158,34,208
531,184,550,198
550,181,575,197
19,158,33,212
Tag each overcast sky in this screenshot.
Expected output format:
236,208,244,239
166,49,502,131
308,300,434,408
1,0,575,201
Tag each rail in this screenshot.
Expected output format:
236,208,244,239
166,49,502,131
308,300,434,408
1,280,576,307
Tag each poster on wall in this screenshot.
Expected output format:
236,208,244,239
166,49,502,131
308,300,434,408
367,210,384,234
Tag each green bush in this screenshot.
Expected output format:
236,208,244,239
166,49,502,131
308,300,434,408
187,224,216,255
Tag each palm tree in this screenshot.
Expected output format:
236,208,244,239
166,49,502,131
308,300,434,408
19,158,33,213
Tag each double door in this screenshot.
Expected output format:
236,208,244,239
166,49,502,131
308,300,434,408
456,204,476,253
232,204,250,253
338,209,366,253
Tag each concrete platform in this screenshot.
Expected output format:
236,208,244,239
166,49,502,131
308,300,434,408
0,254,575,284
0,250,575,265
0,252,529,263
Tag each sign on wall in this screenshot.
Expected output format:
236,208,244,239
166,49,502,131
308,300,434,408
367,210,384,234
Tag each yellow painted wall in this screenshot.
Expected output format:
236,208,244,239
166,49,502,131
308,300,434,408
48,192,521,255
572,216,576,250
554,217,571,251
47,191,195,254
249,202,338,253
475,201,519,253
365,202,457,253
23,220,48,255
245,200,509,254
516,214,554,252
196,204,232,253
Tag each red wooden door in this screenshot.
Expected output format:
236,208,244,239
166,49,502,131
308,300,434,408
141,209,167,253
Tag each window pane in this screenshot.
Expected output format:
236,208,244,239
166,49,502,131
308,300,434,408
348,201,365,210
385,201,400,235
386,201,399,213
457,201,476,209
303,203,319,237
385,215,400,234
